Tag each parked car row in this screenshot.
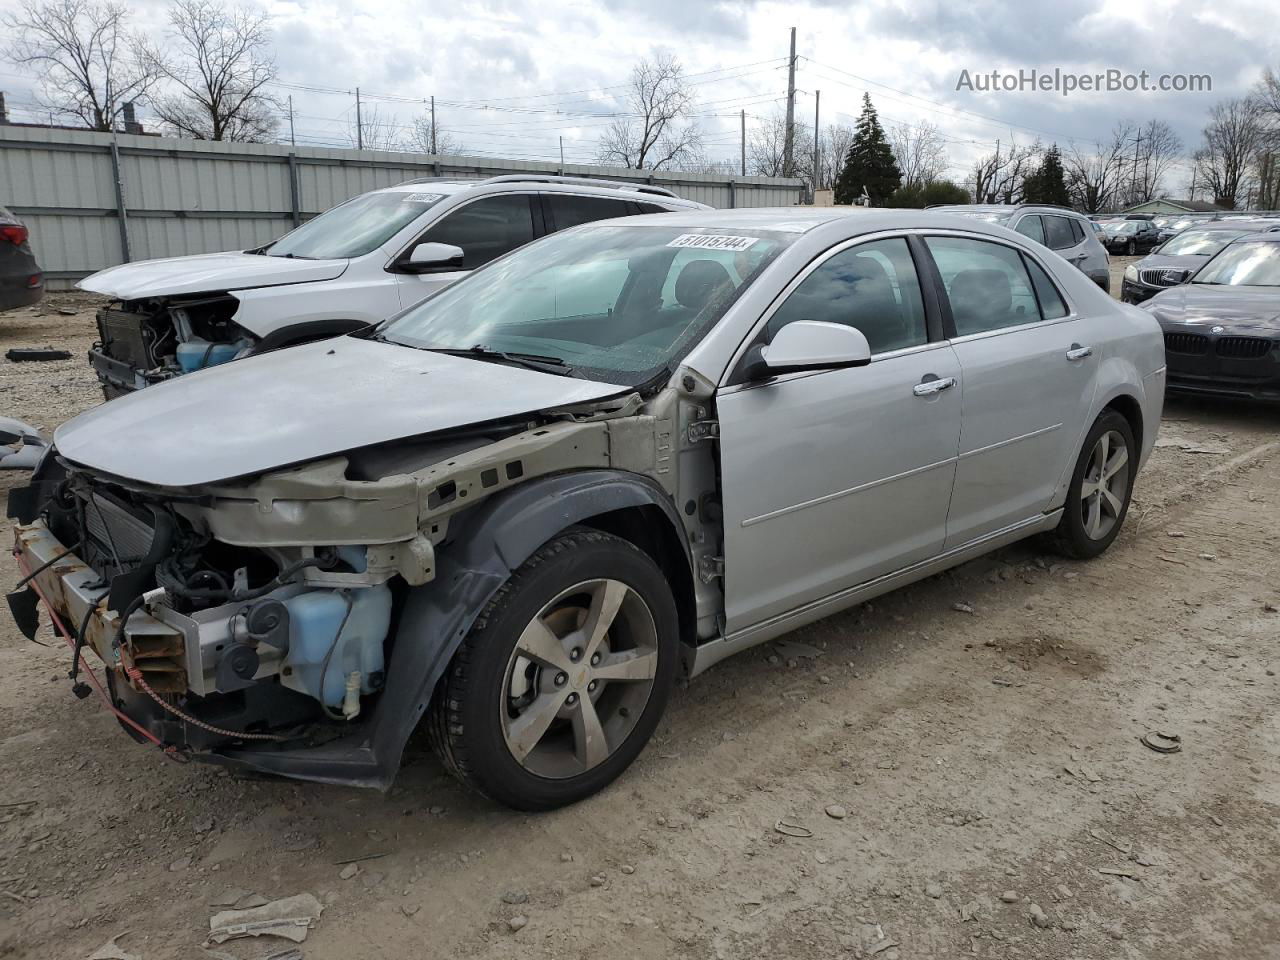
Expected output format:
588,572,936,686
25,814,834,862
8,200,1165,809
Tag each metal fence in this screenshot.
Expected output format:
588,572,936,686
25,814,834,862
0,126,806,288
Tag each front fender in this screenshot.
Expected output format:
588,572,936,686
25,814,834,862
216,469,690,789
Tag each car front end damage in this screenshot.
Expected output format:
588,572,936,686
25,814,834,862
7,388,718,787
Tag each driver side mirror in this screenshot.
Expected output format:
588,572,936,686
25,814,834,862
397,241,465,274
741,320,873,381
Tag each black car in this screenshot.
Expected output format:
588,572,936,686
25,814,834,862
1142,234,1280,400
1100,219,1162,256
0,205,44,311
1120,221,1278,304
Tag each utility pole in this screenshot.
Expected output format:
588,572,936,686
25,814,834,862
355,87,363,150
287,95,295,147
430,95,436,154
559,136,565,170
812,89,820,199
783,27,797,178
1129,132,1143,207
740,109,746,176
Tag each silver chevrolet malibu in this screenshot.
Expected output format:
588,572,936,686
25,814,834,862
8,208,1165,810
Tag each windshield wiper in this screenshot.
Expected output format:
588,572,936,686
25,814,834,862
430,344,576,377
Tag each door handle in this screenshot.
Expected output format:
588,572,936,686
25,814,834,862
1066,344,1093,362
913,376,956,397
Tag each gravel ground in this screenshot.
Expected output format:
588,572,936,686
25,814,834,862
3,280,1280,960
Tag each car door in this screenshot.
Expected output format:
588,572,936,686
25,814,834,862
716,235,963,633
393,193,540,308
1043,214,1088,273
920,235,1100,549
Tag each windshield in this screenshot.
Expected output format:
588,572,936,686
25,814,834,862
1104,222,1137,234
1193,241,1280,286
1159,229,1253,257
377,224,794,386
263,191,446,259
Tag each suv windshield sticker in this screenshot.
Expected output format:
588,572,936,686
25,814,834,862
403,193,446,204
667,234,759,252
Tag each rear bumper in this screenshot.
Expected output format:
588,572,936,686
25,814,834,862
0,275,44,311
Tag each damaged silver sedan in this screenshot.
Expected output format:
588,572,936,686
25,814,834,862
7,209,1165,809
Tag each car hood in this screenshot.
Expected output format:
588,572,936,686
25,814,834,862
1142,285,1280,333
77,251,349,300
54,337,626,487
1133,253,1209,272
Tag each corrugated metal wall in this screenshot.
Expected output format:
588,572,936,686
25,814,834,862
0,126,806,288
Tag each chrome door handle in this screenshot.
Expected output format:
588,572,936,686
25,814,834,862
1066,344,1093,361
913,376,956,397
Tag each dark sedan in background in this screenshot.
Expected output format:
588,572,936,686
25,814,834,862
0,205,43,311
1142,234,1280,401
1100,218,1162,255
1121,220,1280,304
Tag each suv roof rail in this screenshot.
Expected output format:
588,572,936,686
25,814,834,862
477,174,681,200
396,177,470,186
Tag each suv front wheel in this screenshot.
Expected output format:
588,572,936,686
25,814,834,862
428,528,679,810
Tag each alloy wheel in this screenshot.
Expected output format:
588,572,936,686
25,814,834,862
501,578,659,779
1080,429,1130,541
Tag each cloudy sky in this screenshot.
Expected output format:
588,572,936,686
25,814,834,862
2,0,1277,191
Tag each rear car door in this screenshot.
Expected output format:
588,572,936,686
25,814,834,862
717,235,962,633
393,193,539,307
542,194,635,233
921,235,1100,548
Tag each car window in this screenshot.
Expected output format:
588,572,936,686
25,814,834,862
1160,229,1251,256
1043,215,1076,250
766,237,928,354
1024,256,1069,319
265,191,446,259
1068,218,1085,243
415,194,536,269
633,201,670,215
924,236,1043,336
546,194,633,232
1014,215,1045,245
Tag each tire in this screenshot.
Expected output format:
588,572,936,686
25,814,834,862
1052,410,1137,560
427,528,679,810
1126,240,1136,256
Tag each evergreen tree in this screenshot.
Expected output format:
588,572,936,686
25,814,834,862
886,179,970,208
1023,144,1071,206
834,94,901,206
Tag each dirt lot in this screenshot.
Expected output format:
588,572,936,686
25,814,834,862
3,276,1280,960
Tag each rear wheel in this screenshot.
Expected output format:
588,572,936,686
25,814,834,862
428,529,678,810
1126,239,1136,255
1052,410,1136,559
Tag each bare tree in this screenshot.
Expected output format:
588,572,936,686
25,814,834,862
748,111,814,184
816,122,855,192
407,113,463,156
971,142,1041,204
596,53,702,170
140,0,279,141
1065,124,1132,213
348,104,402,151
1249,68,1280,209
2,0,160,131
890,120,948,189
1194,97,1268,209
1113,119,1183,207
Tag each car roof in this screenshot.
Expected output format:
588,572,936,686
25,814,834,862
930,203,1085,217
370,175,704,207
575,206,1049,238
1226,232,1280,244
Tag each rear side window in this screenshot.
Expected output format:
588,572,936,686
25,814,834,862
545,195,633,231
1043,215,1076,250
1068,218,1085,243
767,237,928,354
415,194,536,269
1024,256,1069,320
1014,215,1045,245
924,236,1043,336
633,201,670,215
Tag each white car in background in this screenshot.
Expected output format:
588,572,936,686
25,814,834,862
80,175,707,397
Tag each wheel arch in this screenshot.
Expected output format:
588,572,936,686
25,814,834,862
251,318,371,353
1101,391,1144,455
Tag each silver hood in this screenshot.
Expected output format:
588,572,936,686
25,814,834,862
54,337,625,487
77,250,349,299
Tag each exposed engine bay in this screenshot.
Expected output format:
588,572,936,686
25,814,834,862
90,295,253,396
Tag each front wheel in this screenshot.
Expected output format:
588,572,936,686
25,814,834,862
1126,240,1136,255
428,529,679,810
1052,410,1136,559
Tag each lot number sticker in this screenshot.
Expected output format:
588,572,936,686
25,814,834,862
402,193,446,204
667,234,760,252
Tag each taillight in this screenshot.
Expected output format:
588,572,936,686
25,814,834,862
27,274,43,288
0,224,28,245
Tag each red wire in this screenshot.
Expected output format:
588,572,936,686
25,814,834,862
13,549,175,752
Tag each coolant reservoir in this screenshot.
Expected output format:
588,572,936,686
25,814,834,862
279,585,392,710
176,338,242,372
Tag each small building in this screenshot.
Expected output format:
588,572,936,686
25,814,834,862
1122,198,1225,216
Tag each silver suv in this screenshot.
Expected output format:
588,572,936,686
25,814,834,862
932,204,1111,293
